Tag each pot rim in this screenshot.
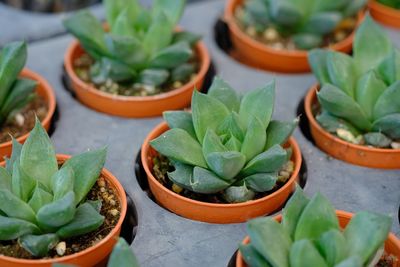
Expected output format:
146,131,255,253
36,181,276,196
368,0,400,17
141,121,302,209
0,154,128,264
305,84,400,154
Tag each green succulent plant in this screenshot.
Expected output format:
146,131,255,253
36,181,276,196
0,41,37,127
150,77,298,203
378,0,400,9
240,187,392,267
238,0,366,50
0,119,107,257
308,16,400,148
63,0,201,89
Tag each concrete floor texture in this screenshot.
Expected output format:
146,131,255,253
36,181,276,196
0,0,399,266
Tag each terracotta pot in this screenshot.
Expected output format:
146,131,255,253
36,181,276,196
64,39,211,118
0,68,56,160
0,154,128,267
236,210,400,267
305,85,400,169
224,0,364,73
369,0,400,28
141,122,302,224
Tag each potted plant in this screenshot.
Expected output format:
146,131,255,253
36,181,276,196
236,187,400,267
0,120,127,267
369,0,400,28
224,0,366,73
305,15,400,169
0,41,56,160
63,0,210,118
141,77,302,223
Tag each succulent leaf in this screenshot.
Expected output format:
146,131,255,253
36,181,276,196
143,12,173,55
244,172,277,192
202,128,228,157
241,145,287,176
372,113,400,139
104,34,147,68
152,0,185,25
137,69,169,86
163,111,196,139
171,63,196,82
216,113,244,142
208,77,241,112
327,51,355,98
225,136,242,151
149,42,193,69
0,215,40,240
302,12,342,35
108,238,140,267
190,167,230,194
241,117,267,162
167,162,193,190
104,0,140,28
51,167,75,201
11,161,35,202
19,233,59,257
223,184,256,203
205,151,246,181
377,49,400,86
308,49,331,85
316,112,360,136
334,256,363,267
292,33,323,50
343,0,367,17
172,31,202,46
0,189,36,223
239,243,271,267
28,183,53,213
373,80,400,120
6,138,23,174
0,167,11,191
364,132,392,148
265,119,298,150
290,240,329,267
269,0,303,26
316,229,348,266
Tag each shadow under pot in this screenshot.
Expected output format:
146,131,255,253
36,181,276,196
0,68,56,160
223,0,365,73
0,155,127,267
305,85,400,169
235,211,400,267
64,39,210,118
368,0,400,29
0,0,99,13
141,122,302,224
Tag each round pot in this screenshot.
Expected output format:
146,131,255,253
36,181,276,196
0,68,56,160
369,0,400,28
141,122,302,224
236,210,400,267
64,40,211,118
224,0,364,73
305,85,400,169
0,154,128,267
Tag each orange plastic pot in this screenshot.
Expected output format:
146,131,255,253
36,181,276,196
0,154,128,267
64,39,210,118
224,0,364,73
369,0,400,28
0,68,56,160
305,85,400,169
141,122,302,224
236,210,400,267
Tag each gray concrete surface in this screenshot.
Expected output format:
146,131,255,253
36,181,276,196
11,0,400,266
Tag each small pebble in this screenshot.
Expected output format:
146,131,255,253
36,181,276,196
336,129,356,143
270,42,284,50
14,113,25,126
391,142,400,149
173,81,183,89
109,199,116,206
56,241,66,256
100,187,106,193
172,183,183,194
97,179,106,187
246,26,257,37
109,209,119,216
334,30,346,42
263,27,279,41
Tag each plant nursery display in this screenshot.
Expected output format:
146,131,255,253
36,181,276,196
237,187,400,267
224,0,366,72
306,15,400,168
0,120,127,266
142,77,302,223
369,0,400,28
64,0,210,117
0,41,55,159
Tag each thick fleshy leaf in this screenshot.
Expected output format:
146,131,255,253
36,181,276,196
206,151,245,181
373,80,400,120
344,211,392,264
239,81,275,129
191,90,229,144
20,120,58,189
171,63,196,82
37,191,75,229
241,145,287,176
137,69,169,86
172,31,202,46
269,0,302,26
239,243,271,267
57,203,104,239
167,162,193,190
152,0,185,25
316,229,348,266
317,84,371,131
6,138,23,174
28,183,53,213
62,148,106,204
163,111,196,139
343,0,367,16
225,136,242,151
108,238,140,267
223,184,255,203
149,42,192,69
216,113,244,142
151,128,207,168
302,12,342,35
244,172,277,192
334,256,363,267
308,49,331,85
312,0,347,11
111,9,136,37
190,167,230,194
91,57,136,84
377,49,400,86
247,217,291,267
0,215,40,240
51,166,74,201
208,77,240,112
265,119,298,150
143,12,173,55
364,132,392,148
282,187,310,239
86,200,102,213
372,113,400,139
241,117,267,162
316,111,360,136
0,167,11,191
105,34,147,68
292,33,322,50
353,15,393,74
327,51,355,97
11,161,35,202
19,234,59,257
104,0,140,28
0,189,36,223
290,240,328,267
202,128,227,157
294,192,339,241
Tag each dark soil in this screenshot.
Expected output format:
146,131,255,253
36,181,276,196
377,252,398,266
151,153,294,204
0,176,121,259
0,95,48,143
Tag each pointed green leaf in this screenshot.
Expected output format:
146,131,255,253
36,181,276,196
6,138,23,174
270,1,302,26
316,229,348,266
223,184,255,203
202,128,227,157
282,187,310,239
28,183,53,213
86,200,102,213
152,0,185,25
343,0,367,17
151,128,207,168
377,49,400,85
171,63,196,82
372,113,400,139
111,9,136,37
290,240,328,267
206,151,245,181
149,42,192,69
364,132,392,148
0,215,40,240
105,34,147,68
167,162,193,190
334,256,363,267
316,111,360,136
190,167,230,194
244,172,277,192
0,167,11,191
225,136,242,151
242,145,287,176
239,243,271,267
108,238,140,267
172,31,202,46
62,148,106,204
0,78,36,118
241,117,267,162
302,12,342,35
292,33,323,50
19,234,59,257
137,69,169,86
265,119,298,150
308,49,331,85
104,0,140,28
143,12,173,55
0,189,36,223
52,166,74,201
11,161,35,202
373,80,400,120
37,191,75,229
327,51,356,98
163,111,196,139
216,112,244,141
208,77,241,112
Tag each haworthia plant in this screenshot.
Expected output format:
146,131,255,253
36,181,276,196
238,0,366,50
0,41,37,127
63,0,201,87
150,77,298,203
308,16,400,148
378,0,400,9
0,119,107,257
240,187,392,267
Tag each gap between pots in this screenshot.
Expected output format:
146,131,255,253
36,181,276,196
0,0,100,14
296,94,316,145
120,191,138,245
